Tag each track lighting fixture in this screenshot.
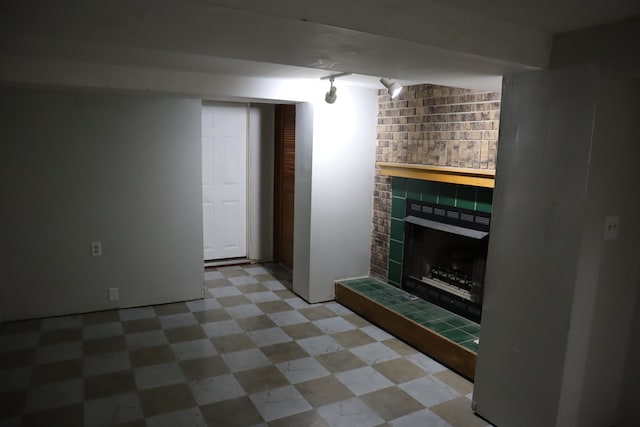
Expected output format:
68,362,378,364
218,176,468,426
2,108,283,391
321,72,352,104
325,77,337,104
380,78,403,98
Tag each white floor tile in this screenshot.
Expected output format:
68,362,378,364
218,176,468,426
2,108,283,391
263,280,287,291
188,374,245,406
268,310,308,327
208,286,243,298
335,366,394,396
399,376,461,408
204,271,224,281
225,304,263,319
186,298,223,312
390,408,454,427
317,397,385,427
276,357,330,384
146,407,207,427
360,325,394,341
118,306,156,321
221,348,271,372
171,338,217,361
350,342,401,365
201,319,243,337
296,335,343,356
133,362,185,390
125,330,168,351
228,276,259,286
250,385,312,422
84,392,143,427
313,317,356,335
245,291,280,304
248,327,292,347
158,313,197,330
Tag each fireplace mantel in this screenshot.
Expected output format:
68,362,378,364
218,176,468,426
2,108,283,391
377,162,495,188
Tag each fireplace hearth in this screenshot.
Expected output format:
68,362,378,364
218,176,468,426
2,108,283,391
402,199,491,323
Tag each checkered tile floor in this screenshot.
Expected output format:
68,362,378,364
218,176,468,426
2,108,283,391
0,264,492,427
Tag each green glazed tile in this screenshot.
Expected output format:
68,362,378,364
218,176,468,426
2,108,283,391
390,219,405,242
406,179,422,201
437,183,457,207
476,187,493,213
456,185,476,210
420,181,438,203
461,340,479,353
391,177,407,197
442,316,470,328
391,197,406,219
441,329,475,344
422,320,455,333
388,260,402,285
389,239,404,264
460,324,481,336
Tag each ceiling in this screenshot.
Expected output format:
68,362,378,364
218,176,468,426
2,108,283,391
0,0,638,91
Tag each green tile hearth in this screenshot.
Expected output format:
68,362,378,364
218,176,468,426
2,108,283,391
338,276,480,352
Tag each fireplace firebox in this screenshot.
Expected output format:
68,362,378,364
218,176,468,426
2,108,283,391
402,199,490,323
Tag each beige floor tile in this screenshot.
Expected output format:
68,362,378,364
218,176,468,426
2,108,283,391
294,375,355,407
331,329,376,348
430,396,488,427
83,335,127,357
433,370,474,395
234,365,290,394
217,295,252,307
261,341,309,364
381,338,418,356
192,308,231,324
315,350,367,374
122,318,161,334
0,319,42,335
273,290,296,299
268,409,330,427
200,396,264,427
373,358,427,384
343,313,370,328
281,323,324,340
360,386,425,421
220,270,248,278
0,348,36,369
205,278,234,288
164,325,206,343
236,315,277,332
153,303,189,316
298,306,340,321
211,333,257,353
31,358,83,385
237,283,269,294
21,403,83,427
130,345,175,368
253,273,276,282
0,390,26,418
83,369,137,400
82,310,120,325
38,328,81,346
139,383,196,417
256,300,294,314
179,355,229,381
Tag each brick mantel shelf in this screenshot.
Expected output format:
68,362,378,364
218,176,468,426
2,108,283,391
377,162,495,188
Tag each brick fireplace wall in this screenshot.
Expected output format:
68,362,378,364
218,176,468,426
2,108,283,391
370,84,501,281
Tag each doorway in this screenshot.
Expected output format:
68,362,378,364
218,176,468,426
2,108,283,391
273,104,296,269
202,102,248,262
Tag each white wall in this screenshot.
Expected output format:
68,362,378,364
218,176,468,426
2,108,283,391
473,67,640,427
294,87,377,303
0,87,204,320
249,103,275,262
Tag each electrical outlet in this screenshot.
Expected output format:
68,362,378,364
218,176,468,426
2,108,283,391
108,287,119,302
91,242,102,256
604,216,620,241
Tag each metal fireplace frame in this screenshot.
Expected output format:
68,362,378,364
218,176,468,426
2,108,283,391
401,199,491,323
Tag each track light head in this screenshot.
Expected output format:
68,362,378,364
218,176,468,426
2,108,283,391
380,78,403,98
325,78,337,104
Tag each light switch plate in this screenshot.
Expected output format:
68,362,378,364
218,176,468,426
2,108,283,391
604,215,620,241
109,287,119,302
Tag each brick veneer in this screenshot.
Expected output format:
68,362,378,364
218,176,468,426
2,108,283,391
370,84,501,280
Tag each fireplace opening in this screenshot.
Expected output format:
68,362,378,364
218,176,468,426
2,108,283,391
402,199,490,323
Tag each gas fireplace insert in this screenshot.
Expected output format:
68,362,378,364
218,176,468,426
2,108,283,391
402,199,490,323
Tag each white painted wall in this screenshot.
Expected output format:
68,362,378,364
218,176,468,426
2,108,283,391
473,67,640,427
248,103,275,262
0,87,204,320
294,87,377,303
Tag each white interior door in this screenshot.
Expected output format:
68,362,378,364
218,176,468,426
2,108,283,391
202,103,248,261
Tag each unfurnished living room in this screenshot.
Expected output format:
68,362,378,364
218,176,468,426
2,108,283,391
1,1,639,427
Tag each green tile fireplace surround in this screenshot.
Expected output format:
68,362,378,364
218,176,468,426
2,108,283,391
388,177,493,287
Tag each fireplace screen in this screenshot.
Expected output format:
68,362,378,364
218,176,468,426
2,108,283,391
402,199,490,323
